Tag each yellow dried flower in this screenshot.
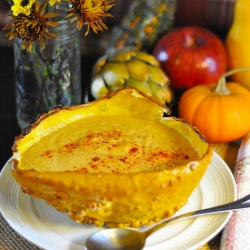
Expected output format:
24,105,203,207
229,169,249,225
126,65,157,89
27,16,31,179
4,0,58,52
11,0,36,16
67,0,114,35
49,0,62,6
4,0,114,52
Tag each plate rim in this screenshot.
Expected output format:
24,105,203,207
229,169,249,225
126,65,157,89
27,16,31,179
0,152,237,250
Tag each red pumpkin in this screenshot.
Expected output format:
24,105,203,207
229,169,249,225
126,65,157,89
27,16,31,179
153,26,228,90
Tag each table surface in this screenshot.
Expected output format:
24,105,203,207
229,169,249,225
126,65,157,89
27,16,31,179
0,43,240,250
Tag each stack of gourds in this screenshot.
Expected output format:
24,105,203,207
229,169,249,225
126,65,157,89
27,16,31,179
91,0,176,107
90,0,250,144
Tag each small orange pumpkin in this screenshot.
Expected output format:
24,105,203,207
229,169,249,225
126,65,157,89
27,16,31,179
178,68,250,143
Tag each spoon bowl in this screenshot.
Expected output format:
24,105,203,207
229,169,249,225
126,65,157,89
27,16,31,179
85,194,250,250
86,228,146,250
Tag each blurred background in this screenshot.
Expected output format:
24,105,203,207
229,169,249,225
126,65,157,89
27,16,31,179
0,0,236,50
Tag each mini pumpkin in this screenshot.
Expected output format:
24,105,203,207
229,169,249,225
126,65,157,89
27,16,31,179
178,68,250,143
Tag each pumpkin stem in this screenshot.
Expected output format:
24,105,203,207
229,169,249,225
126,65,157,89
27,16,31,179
214,75,230,95
214,67,250,95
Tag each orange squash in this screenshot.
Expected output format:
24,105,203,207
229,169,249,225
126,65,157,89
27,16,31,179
226,0,250,90
178,68,250,143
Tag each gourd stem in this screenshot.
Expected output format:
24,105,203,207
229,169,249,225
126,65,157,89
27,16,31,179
214,67,250,95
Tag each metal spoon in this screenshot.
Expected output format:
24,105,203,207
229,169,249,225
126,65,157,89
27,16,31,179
85,193,250,250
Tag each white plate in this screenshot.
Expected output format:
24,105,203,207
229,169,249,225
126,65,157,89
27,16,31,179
0,152,236,250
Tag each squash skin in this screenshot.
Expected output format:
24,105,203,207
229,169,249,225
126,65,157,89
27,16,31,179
178,83,250,143
12,147,212,228
12,88,212,228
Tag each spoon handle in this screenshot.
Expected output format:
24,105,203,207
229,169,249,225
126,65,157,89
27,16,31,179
144,193,250,236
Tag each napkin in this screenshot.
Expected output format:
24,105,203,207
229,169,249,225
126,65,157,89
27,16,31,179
220,132,250,250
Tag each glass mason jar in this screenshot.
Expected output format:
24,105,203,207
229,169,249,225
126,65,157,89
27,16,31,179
14,14,81,129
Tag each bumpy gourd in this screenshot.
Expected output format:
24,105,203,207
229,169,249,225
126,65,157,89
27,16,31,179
108,0,176,51
91,46,174,106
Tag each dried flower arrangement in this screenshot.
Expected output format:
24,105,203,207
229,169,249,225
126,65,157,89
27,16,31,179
4,0,114,51
4,0,114,129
